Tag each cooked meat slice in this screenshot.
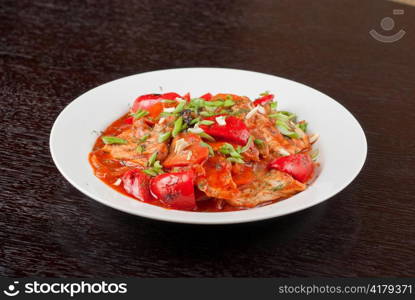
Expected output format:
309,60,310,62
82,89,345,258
226,169,306,208
163,133,209,167
132,118,152,139
102,128,147,166
140,116,175,161
196,156,238,200
246,113,297,157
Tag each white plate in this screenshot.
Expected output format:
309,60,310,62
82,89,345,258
50,68,367,224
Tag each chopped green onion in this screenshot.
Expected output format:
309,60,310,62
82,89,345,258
131,109,149,119
200,142,214,156
190,117,200,125
158,131,171,143
147,152,158,167
254,138,264,145
200,111,215,117
310,149,319,161
298,122,308,132
143,169,158,176
205,100,223,107
270,102,278,110
153,160,163,170
199,120,214,126
136,145,143,153
174,101,186,113
198,132,215,142
279,111,297,121
219,143,242,158
268,112,290,121
223,99,235,107
139,134,150,143
276,121,299,139
271,183,285,191
227,157,244,164
239,136,253,153
172,117,183,137
143,159,164,177
102,136,128,145
160,112,177,117
204,106,217,112
260,91,270,96
218,143,232,155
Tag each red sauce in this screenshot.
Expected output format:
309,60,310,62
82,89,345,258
89,113,246,212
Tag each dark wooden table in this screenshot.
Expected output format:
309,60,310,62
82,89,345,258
1,0,414,277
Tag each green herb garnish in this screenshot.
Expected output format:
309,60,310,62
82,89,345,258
143,160,164,177
199,120,214,126
158,131,172,143
227,157,244,164
174,101,186,113
298,122,308,132
147,152,158,167
200,142,214,156
198,132,215,142
239,136,253,153
136,145,143,154
223,99,235,107
254,138,264,145
172,117,183,137
310,149,319,161
161,99,177,103
102,136,128,145
271,183,285,191
219,143,243,159
139,134,150,143
190,117,200,125
131,109,149,119
143,169,158,176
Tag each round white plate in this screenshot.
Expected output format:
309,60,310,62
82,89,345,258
50,68,367,224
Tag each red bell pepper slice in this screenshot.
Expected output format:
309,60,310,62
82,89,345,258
124,116,134,124
163,133,209,168
253,94,274,106
150,171,196,210
200,93,212,101
122,169,152,202
131,93,163,118
182,92,191,102
161,92,181,100
269,153,314,183
199,115,250,145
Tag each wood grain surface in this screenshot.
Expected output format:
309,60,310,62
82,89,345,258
1,0,414,277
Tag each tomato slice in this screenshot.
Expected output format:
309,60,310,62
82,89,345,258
163,133,209,168
200,93,212,101
269,153,314,183
199,115,250,145
122,169,152,202
150,171,196,210
131,94,163,118
253,94,274,106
